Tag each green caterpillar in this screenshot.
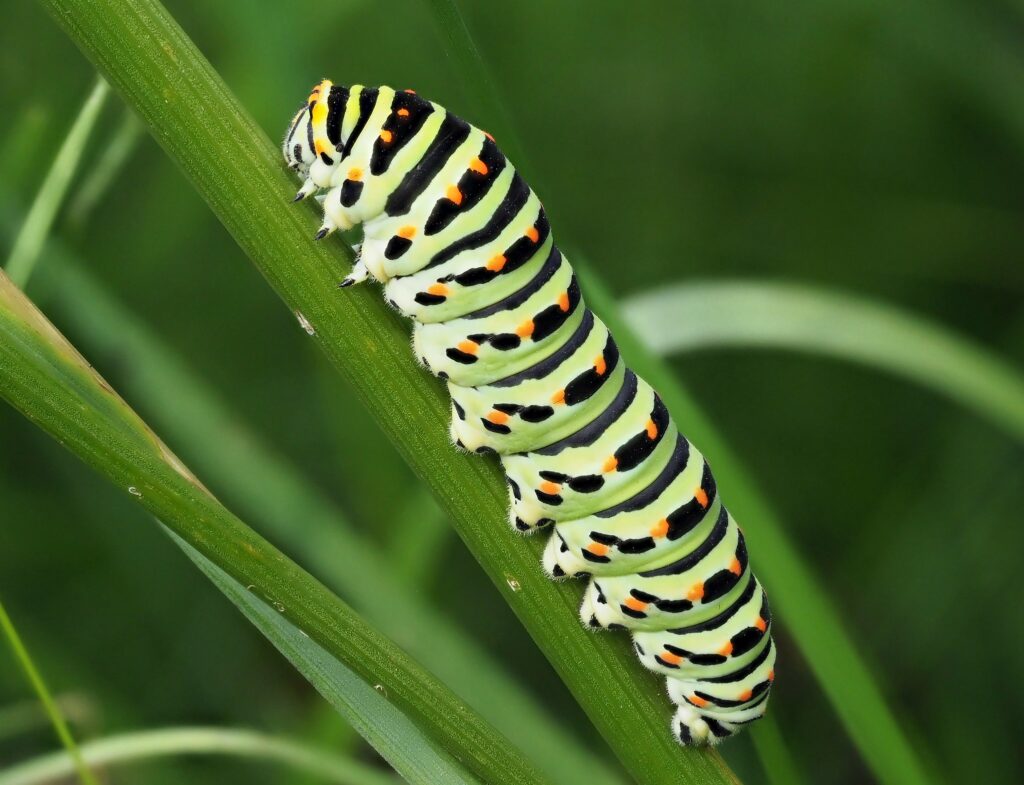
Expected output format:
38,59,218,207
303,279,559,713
284,80,775,745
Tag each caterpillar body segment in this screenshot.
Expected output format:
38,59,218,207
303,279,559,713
284,79,775,745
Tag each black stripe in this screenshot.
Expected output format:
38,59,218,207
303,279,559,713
531,278,582,342
424,137,506,234
425,173,531,269
370,90,435,175
666,577,758,635
326,86,348,146
285,105,305,148
613,396,670,472
463,244,561,319
489,310,594,389
596,434,691,518
704,639,773,684
536,371,639,455
340,87,379,157
384,114,471,216
639,506,729,577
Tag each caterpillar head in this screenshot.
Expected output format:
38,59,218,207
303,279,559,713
283,78,341,200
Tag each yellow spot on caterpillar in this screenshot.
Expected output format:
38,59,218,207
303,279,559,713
427,283,450,296
755,617,768,632
650,518,669,538
551,389,566,405
525,226,540,242
487,254,507,271
348,167,363,181
446,185,463,205
314,138,326,155
602,456,618,473
729,557,742,575
457,340,479,355
738,689,753,702
312,102,327,124
687,582,705,601
593,355,607,375
468,157,488,175
694,487,709,509
397,225,417,239
587,542,609,557
719,641,734,656
539,481,561,495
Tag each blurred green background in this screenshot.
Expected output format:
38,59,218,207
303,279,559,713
1,0,1022,783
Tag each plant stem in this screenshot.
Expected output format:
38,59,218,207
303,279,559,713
0,600,100,785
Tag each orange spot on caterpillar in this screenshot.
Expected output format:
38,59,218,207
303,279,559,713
397,108,410,118
650,518,669,538
446,185,463,205
587,542,609,557
487,410,509,425
484,130,494,141
694,487,709,508
755,617,768,632
404,88,417,94
768,669,775,682
729,557,742,575
457,340,479,355
487,254,507,271
738,689,753,702
661,651,683,665
314,138,326,155
380,130,394,143
593,355,607,375
347,167,363,181
468,157,489,175
427,283,450,296
624,597,647,612
525,226,540,242
719,641,734,656
551,389,566,405
397,225,417,239
646,419,658,439
515,319,535,338
689,695,709,708
687,582,705,601
557,292,570,311
539,481,561,495
602,456,618,473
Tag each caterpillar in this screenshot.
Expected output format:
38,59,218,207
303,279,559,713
283,80,775,745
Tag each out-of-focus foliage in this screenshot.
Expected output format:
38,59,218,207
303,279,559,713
1,0,1020,783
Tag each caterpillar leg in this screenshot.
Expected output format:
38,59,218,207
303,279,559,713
340,257,370,288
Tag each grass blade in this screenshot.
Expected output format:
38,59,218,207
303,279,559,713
622,280,1024,443
4,78,107,288
0,601,99,785
0,269,547,785
33,0,740,781
0,726,401,785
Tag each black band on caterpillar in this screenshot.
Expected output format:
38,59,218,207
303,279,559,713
284,80,775,746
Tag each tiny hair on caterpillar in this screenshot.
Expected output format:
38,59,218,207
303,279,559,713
283,79,775,746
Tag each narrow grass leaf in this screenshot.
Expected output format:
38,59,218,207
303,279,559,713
622,280,1024,443
0,601,100,785
0,726,401,785
4,78,107,288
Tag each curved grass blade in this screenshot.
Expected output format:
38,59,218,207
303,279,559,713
622,281,1024,443
0,601,99,785
0,726,400,785
33,1,740,781
0,270,546,785
4,78,107,288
